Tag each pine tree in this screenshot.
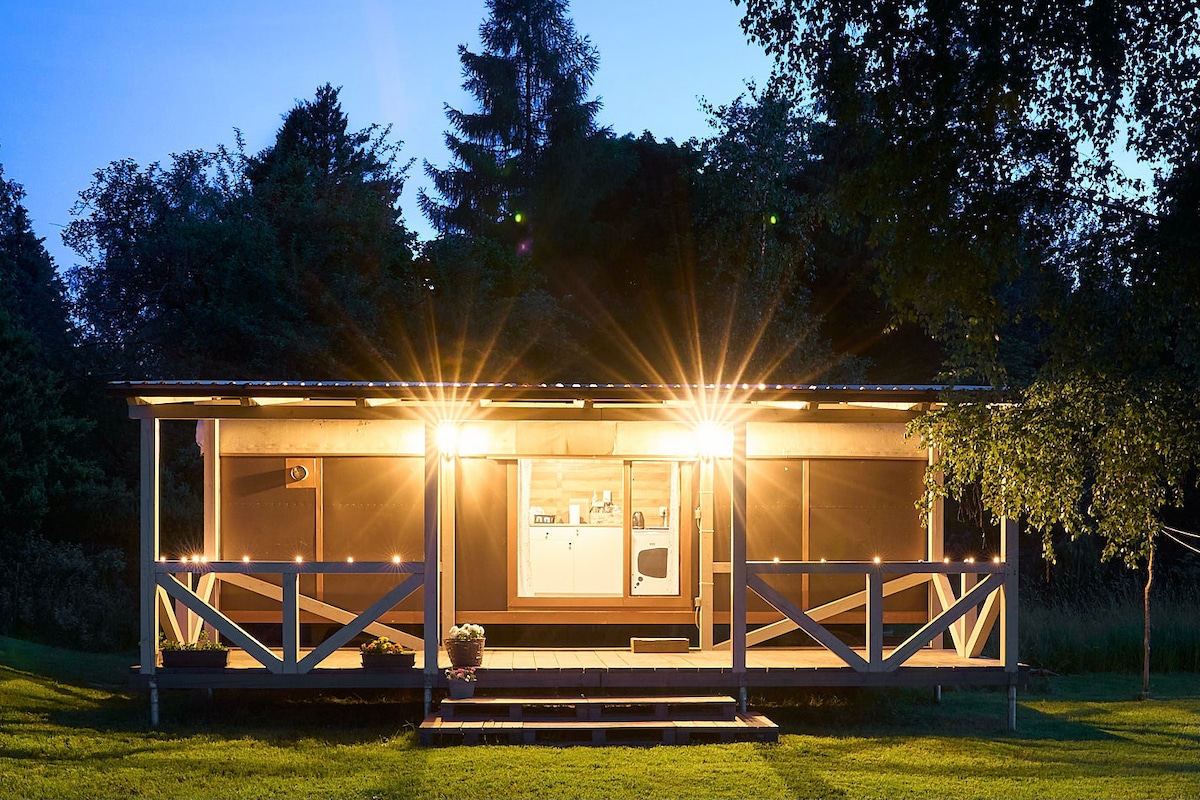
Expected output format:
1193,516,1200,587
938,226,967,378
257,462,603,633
420,0,601,237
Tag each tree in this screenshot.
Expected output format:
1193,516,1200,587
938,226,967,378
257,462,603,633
738,0,1200,694
420,0,601,239
66,85,416,380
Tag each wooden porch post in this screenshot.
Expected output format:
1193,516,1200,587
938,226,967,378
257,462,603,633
281,572,300,673
927,447,945,650
139,418,160,677
1001,516,1019,730
439,448,456,642
698,456,715,650
422,423,440,714
201,420,221,643
730,423,748,710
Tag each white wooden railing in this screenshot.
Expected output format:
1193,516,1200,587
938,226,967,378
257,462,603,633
154,561,424,675
722,559,1011,672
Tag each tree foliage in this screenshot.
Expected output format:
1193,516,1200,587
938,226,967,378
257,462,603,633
65,85,415,379
420,0,601,238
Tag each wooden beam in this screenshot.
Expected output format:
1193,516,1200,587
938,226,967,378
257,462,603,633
282,572,299,674
156,586,182,643
187,574,216,642
139,419,159,675
966,580,1003,657
931,573,967,656
746,575,868,672
866,569,885,671
158,574,281,672
884,573,1004,670
423,424,440,690
731,423,748,678
739,573,930,647
201,419,221,642
698,457,715,650
440,451,456,641
215,573,421,648
1001,517,1019,673
927,447,944,650
297,575,423,672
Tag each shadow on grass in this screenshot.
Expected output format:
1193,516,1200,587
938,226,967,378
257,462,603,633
752,685,1118,743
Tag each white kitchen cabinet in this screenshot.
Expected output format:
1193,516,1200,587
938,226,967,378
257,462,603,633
527,525,622,596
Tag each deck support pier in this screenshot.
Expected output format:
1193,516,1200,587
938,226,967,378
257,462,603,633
149,679,159,727
1007,684,1017,731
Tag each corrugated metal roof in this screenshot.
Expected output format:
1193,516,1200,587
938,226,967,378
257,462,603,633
111,379,994,404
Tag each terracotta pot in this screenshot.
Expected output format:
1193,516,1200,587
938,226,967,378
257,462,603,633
361,652,416,671
445,637,485,667
161,650,228,670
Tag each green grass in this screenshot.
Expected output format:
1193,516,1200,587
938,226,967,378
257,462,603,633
1,636,1197,799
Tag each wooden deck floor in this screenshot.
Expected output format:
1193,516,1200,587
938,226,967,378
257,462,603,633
135,647,1019,691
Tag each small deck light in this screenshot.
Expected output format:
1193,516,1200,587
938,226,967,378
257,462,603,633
820,558,827,563
347,556,354,564
773,556,780,564
242,555,250,563
943,557,950,564
965,556,975,564
393,555,402,564
694,422,730,459
295,555,303,564
993,555,1001,564
873,556,882,565
179,556,188,564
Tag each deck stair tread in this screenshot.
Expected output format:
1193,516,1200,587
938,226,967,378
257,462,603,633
420,694,778,746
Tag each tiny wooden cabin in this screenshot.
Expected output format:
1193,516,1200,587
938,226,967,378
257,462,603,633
121,381,1020,725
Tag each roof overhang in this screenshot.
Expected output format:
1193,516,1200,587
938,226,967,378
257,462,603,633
111,380,995,422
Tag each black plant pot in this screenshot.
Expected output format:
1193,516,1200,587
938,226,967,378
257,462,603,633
361,652,416,671
161,650,228,670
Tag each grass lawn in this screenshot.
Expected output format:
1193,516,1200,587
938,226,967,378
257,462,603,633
1,636,1196,799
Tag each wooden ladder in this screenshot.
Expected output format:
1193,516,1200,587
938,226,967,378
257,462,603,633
419,694,778,746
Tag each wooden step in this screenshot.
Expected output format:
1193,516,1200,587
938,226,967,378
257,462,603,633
440,694,737,721
419,712,778,746
418,694,778,747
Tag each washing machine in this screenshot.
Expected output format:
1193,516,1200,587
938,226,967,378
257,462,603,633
630,527,678,596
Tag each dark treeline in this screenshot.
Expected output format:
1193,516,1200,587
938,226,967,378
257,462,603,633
1,0,1198,652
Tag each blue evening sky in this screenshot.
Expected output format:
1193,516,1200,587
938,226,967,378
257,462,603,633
0,1,774,269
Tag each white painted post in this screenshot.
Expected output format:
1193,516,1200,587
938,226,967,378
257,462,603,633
201,419,221,642
927,447,945,650
1002,516,1019,731
140,418,160,678
731,423,748,709
422,423,440,715
439,451,456,643
698,457,715,650
867,567,884,670
282,571,299,674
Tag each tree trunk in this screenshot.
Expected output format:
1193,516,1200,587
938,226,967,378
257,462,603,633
1141,539,1155,700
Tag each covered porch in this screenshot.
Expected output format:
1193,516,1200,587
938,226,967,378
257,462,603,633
120,381,1022,728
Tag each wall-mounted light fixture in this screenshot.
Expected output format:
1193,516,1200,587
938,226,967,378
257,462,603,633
694,422,731,460
437,422,459,459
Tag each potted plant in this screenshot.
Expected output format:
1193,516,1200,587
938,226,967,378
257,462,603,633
160,629,228,669
444,666,478,699
444,623,486,667
359,636,416,671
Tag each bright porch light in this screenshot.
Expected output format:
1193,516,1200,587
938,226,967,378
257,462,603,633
436,422,459,458
694,422,731,459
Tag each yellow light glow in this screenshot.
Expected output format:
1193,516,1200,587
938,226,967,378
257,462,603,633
200,556,207,564
436,422,459,458
179,557,188,564
242,556,250,563
943,557,950,564
160,557,166,563
993,556,1001,564
694,422,731,459
966,556,975,563
873,556,882,564
392,555,402,564
191,555,200,563
295,556,303,564
820,558,827,563
347,557,354,563
772,556,780,564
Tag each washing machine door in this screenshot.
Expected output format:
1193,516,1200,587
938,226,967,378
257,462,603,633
631,530,678,596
